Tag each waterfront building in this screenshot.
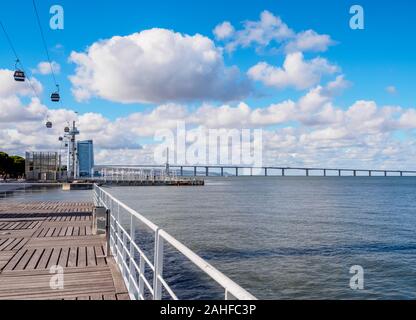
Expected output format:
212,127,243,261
77,140,94,177
25,152,61,181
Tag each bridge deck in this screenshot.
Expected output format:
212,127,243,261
0,201,129,300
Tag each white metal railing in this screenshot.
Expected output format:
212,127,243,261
94,167,180,183
93,184,256,300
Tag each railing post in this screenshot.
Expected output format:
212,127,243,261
138,253,145,299
128,214,137,297
117,203,122,264
106,209,112,257
153,229,164,300
122,229,128,281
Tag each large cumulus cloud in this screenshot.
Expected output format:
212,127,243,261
69,28,251,104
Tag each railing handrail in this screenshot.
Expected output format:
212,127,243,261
95,184,158,232
158,229,256,300
93,184,257,300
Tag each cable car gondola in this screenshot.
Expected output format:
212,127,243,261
13,60,25,82
14,70,25,82
46,121,53,129
58,137,63,142
51,85,60,102
64,127,70,133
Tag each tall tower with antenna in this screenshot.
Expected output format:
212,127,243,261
64,121,80,181
165,147,170,177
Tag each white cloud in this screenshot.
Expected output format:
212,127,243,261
32,61,61,75
248,52,339,90
284,30,334,53
213,21,235,40
223,10,294,53
69,28,251,104
0,69,43,98
215,11,334,54
397,109,416,129
0,69,45,123
386,85,397,94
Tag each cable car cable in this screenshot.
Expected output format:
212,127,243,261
32,0,58,86
0,20,42,102
32,0,62,104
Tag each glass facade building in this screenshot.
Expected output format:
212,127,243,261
25,152,61,181
77,140,94,177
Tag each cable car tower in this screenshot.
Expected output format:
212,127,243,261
63,121,80,181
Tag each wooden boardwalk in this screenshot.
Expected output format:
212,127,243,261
0,201,129,300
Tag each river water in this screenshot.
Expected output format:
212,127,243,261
2,177,416,299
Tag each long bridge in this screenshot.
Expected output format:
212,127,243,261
95,164,416,177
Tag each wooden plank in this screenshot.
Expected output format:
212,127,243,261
65,226,74,237
3,238,22,251
45,227,54,237
25,249,44,270
36,248,53,270
117,293,130,300
58,247,69,268
67,247,78,268
0,238,14,251
0,251,16,270
3,249,27,271
52,227,62,237
26,236,105,248
78,247,87,268
103,294,116,300
0,229,37,239
1,265,112,276
95,246,106,266
86,247,96,267
14,249,35,270
47,248,61,269
107,258,128,295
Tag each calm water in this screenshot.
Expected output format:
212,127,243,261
2,177,416,299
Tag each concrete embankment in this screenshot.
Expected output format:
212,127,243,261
0,184,30,193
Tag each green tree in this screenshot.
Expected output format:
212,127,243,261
0,152,25,179
9,156,25,178
0,152,12,177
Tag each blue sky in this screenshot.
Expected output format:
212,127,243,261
1,0,415,118
1,0,416,168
